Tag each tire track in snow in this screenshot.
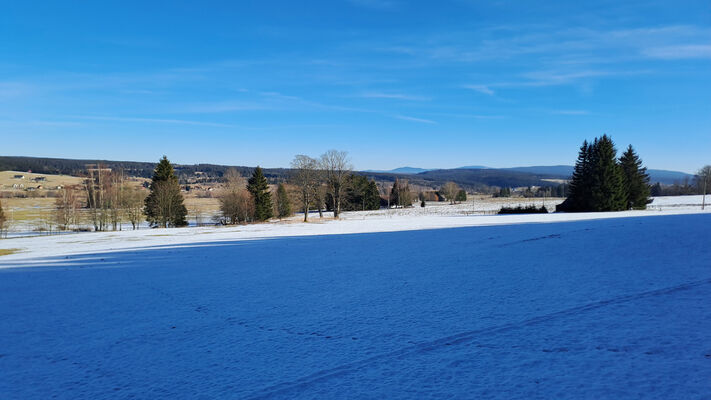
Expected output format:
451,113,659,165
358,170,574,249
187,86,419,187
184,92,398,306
245,277,711,399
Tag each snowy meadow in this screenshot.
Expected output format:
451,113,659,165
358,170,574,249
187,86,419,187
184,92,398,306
1,199,710,399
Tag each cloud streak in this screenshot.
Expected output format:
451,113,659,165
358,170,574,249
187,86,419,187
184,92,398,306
463,85,495,95
359,92,429,101
72,115,237,128
393,114,437,124
642,44,711,60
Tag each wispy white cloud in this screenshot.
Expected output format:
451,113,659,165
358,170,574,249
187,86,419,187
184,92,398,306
348,0,399,10
642,44,711,60
182,102,269,113
0,82,37,99
550,110,590,116
0,119,83,127
463,84,495,95
359,92,429,101
72,115,237,128
393,114,437,124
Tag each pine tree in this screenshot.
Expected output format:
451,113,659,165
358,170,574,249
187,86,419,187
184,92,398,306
276,183,292,219
455,189,467,202
619,145,651,209
364,180,381,210
390,179,400,208
589,135,627,211
144,156,188,228
247,166,273,221
565,140,592,211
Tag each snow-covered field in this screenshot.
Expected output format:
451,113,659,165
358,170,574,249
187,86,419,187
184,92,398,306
1,197,710,399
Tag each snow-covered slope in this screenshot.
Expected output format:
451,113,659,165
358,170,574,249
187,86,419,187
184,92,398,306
0,206,710,399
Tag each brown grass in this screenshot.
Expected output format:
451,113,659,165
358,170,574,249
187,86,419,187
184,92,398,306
0,248,21,256
0,170,84,189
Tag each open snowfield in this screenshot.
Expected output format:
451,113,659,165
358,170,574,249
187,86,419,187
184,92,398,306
1,198,710,399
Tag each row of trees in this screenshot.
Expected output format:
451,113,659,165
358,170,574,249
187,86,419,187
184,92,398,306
290,150,355,221
559,135,651,212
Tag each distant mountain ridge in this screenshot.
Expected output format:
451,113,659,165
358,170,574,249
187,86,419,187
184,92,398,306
376,165,692,185
364,166,431,174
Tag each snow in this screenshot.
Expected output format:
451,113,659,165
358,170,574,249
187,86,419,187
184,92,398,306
0,196,710,399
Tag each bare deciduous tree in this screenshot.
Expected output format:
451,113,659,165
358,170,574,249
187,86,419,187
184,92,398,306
55,185,81,230
320,150,352,218
290,155,320,222
378,182,393,209
440,181,460,205
696,165,711,210
123,188,146,230
218,168,254,224
83,164,110,231
0,200,8,238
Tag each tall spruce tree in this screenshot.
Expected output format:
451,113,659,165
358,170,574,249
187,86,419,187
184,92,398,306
276,183,292,219
619,144,651,209
247,166,273,221
566,140,593,211
390,179,400,207
364,180,381,210
589,135,627,211
144,156,188,227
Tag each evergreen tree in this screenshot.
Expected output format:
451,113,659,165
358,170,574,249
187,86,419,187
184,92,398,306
364,180,381,210
455,189,467,202
247,166,273,221
389,179,400,207
144,156,188,228
589,135,627,211
276,183,292,219
650,182,663,197
619,145,651,209
566,140,593,211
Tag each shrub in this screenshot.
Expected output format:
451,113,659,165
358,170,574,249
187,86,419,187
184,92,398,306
498,205,549,214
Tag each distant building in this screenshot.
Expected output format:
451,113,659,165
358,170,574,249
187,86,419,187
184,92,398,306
13,174,25,179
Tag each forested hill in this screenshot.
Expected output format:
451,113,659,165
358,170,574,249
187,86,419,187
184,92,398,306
0,155,693,189
0,156,291,182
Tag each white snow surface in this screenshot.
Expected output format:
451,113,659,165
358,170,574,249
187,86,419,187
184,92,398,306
1,198,710,399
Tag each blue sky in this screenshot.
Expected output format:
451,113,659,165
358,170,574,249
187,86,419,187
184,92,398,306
1,1,709,172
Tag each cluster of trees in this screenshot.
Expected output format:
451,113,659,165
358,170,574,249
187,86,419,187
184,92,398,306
558,135,650,212
340,174,381,211
289,150,379,221
41,164,148,232
390,179,414,208
83,166,147,231
217,150,381,225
